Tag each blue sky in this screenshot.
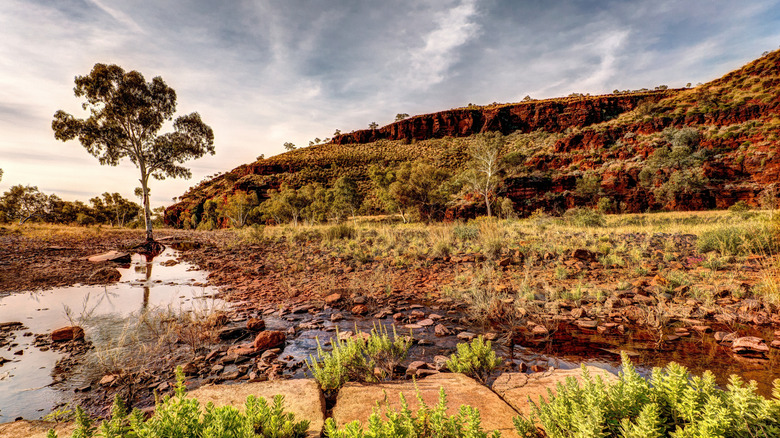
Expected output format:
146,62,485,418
1,0,779,206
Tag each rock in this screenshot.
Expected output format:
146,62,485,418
498,257,512,267
189,379,324,438
572,249,597,261
433,355,449,371
246,318,265,331
531,325,549,336
771,340,780,349
714,331,738,343
227,344,261,357
406,361,429,375
181,362,199,375
351,304,368,315
217,326,249,340
417,318,434,327
330,312,344,322
0,322,24,331
88,266,121,283
0,420,76,438
324,293,342,305
732,337,769,355
332,373,518,437
252,330,286,351
434,324,450,337
492,367,617,417
291,304,315,314
51,326,85,342
88,250,131,263
456,331,476,341
99,374,119,386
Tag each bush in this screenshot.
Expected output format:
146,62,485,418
446,336,502,384
453,224,479,241
697,222,778,255
51,368,309,438
324,388,500,438
307,325,412,395
563,207,605,227
514,353,780,438
325,223,356,241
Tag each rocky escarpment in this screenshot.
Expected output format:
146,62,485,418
333,91,675,145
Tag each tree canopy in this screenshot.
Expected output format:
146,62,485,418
52,63,214,241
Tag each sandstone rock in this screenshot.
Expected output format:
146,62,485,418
492,367,617,418
332,373,518,437
189,379,324,438
417,318,434,327
51,326,84,342
88,250,131,263
732,336,769,355
771,340,780,349
531,325,549,336
324,293,342,305
572,249,597,261
246,318,265,331
434,324,450,336
0,420,76,438
217,326,249,340
252,330,286,351
88,266,122,283
456,331,476,341
351,304,368,315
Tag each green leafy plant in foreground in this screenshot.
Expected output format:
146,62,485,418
50,367,309,438
514,352,780,438
308,324,413,394
446,336,502,384
324,388,500,438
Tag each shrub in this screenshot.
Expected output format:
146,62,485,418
308,325,412,395
323,388,500,438
51,368,309,438
446,336,502,384
514,353,780,438
453,224,479,241
325,223,356,241
563,207,605,227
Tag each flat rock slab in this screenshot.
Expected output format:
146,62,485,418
332,373,519,438
0,420,75,438
87,250,131,263
492,366,617,418
188,378,324,437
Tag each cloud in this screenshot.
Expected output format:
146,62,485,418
407,0,481,87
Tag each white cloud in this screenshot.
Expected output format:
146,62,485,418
407,0,481,87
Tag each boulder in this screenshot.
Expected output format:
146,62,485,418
189,379,324,438
252,330,286,351
492,366,617,418
51,326,85,342
87,251,131,263
246,318,265,331
332,373,519,437
324,293,342,305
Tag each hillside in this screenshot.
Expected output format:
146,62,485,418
165,49,780,227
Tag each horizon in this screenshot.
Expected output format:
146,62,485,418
1,0,779,208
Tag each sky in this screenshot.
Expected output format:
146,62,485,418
1,0,779,207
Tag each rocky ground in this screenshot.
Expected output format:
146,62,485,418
1,220,780,420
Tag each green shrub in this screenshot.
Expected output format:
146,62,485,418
697,222,778,255
563,207,605,227
325,223,356,240
323,388,500,438
51,368,309,438
514,353,780,438
445,336,502,384
453,224,479,241
308,325,412,395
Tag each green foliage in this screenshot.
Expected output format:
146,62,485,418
220,190,259,228
445,336,502,384
453,224,479,241
53,368,309,438
324,223,356,240
307,325,412,394
324,388,500,438
574,171,602,200
697,222,778,255
563,207,606,227
514,353,780,438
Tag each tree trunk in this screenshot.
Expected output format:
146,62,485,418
485,193,492,217
141,177,153,241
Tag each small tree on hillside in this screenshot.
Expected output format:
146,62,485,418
52,63,215,241
395,113,409,121
368,122,379,130
462,132,506,217
331,176,362,222
219,191,259,228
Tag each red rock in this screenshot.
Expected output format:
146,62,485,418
252,331,286,351
731,336,769,355
771,340,780,349
324,293,342,305
434,324,450,337
51,326,84,342
351,305,368,315
88,251,131,263
417,318,434,327
228,344,261,357
246,318,265,331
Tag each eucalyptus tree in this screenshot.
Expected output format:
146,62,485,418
52,63,214,241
